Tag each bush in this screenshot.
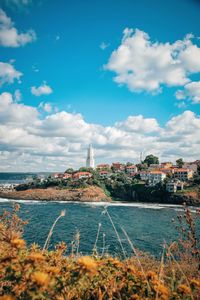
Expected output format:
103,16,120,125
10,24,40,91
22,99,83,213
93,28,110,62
0,205,200,299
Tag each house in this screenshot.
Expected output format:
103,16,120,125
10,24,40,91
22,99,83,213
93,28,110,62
161,162,173,169
183,162,198,173
148,164,162,171
63,173,72,179
160,168,175,175
139,171,149,181
53,173,64,179
112,162,125,171
166,180,184,193
99,170,111,178
129,172,137,177
73,172,92,180
96,164,110,170
148,171,166,186
173,168,193,181
126,165,138,174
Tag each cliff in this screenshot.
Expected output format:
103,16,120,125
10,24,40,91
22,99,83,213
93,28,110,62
0,186,111,202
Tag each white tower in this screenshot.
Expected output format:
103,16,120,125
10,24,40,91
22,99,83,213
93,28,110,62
86,144,95,168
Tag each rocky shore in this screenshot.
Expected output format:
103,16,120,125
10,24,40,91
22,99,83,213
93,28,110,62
0,186,111,202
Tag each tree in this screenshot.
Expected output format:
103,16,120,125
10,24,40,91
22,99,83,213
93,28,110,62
65,168,74,174
176,158,184,168
143,154,159,166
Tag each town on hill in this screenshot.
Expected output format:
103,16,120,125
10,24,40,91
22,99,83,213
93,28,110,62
9,145,199,206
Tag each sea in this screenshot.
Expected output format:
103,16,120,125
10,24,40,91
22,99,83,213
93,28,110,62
0,172,198,257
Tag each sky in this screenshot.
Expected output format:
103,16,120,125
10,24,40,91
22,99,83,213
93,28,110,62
0,0,200,171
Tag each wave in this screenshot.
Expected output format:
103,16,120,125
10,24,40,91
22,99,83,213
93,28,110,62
0,197,197,212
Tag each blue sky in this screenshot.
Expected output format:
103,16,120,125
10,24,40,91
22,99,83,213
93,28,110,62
0,0,200,171
1,0,200,125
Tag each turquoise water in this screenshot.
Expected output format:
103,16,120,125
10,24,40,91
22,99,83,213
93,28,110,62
0,199,187,257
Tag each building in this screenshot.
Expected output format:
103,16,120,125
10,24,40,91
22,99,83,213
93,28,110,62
126,165,138,174
53,173,64,179
139,171,149,181
160,168,175,175
86,144,95,168
73,172,92,180
148,171,166,186
173,168,193,181
166,180,184,193
63,173,72,179
99,170,111,178
161,162,173,169
148,164,162,171
112,162,125,171
183,162,198,173
96,163,110,170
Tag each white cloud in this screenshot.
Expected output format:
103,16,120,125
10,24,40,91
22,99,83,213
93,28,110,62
105,28,200,94
115,115,160,133
4,0,32,8
0,61,22,86
176,81,200,103
0,92,199,171
31,82,53,97
0,9,36,47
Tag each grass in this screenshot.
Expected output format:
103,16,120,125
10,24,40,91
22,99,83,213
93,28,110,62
0,204,200,299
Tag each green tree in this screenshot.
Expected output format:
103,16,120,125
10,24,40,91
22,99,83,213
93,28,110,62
143,154,159,166
176,158,184,168
65,168,74,174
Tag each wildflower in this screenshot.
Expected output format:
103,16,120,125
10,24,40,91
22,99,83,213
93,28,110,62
146,271,157,279
32,271,49,286
78,256,97,273
11,238,26,249
156,284,169,299
0,297,15,300
28,253,45,261
190,279,200,288
47,266,60,274
178,284,191,295
60,210,66,217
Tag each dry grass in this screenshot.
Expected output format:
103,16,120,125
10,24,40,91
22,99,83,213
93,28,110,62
0,204,199,299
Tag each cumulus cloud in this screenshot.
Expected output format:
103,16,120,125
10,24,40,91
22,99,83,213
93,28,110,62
0,92,200,171
0,9,36,47
31,82,53,96
105,28,200,94
0,61,22,86
115,115,160,133
176,81,200,103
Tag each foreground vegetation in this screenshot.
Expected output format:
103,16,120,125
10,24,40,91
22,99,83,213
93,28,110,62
0,204,200,299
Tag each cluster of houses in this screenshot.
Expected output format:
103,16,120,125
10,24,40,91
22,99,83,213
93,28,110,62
52,160,199,193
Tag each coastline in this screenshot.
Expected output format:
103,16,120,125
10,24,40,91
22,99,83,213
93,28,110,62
0,186,112,203
0,185,200,207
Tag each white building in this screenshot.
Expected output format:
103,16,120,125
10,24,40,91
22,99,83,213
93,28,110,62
126,165,138,174
86,144,95,168
148,171,166,186
139,171,149,181
166,180,184,193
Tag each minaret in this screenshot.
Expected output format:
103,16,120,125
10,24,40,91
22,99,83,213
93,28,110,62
86,144,95,168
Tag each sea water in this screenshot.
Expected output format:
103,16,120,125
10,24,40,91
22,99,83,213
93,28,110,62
0,173,198,257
